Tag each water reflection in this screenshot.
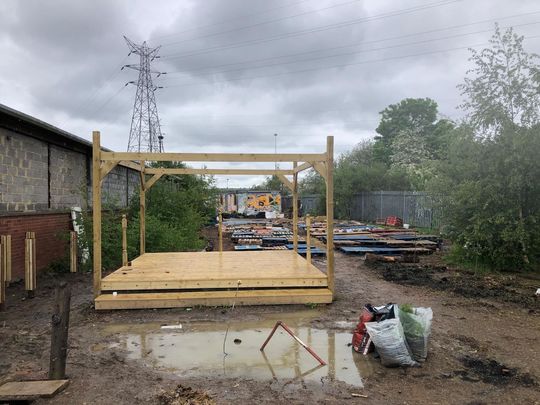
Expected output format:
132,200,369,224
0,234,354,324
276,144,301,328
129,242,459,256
101,318,375,387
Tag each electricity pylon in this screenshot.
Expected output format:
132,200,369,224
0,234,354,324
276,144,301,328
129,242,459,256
123,36,165,152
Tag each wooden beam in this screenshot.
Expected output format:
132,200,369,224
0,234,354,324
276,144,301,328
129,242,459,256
293,162,298,252
121,215,128,267
101,151,327,163
277,174,294,192
144,173,163,190
92,131,102,298
313,162,328,181
294,162,313,173
139,168,146,255
325,136,335,296
145,168,295,175
99,161,118,179
118,160,143,172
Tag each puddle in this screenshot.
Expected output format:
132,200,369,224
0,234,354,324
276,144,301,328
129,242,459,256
96,312,375,387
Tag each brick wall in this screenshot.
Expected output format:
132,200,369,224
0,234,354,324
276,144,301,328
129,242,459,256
0,122,140,276
0,212,71,280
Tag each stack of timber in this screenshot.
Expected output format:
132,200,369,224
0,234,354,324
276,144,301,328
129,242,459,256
300,219,440,257
225,219,315,253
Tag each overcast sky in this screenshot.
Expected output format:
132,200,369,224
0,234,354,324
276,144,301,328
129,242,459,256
1,0,539,187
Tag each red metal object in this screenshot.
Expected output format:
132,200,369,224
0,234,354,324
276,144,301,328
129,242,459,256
260,321,327,366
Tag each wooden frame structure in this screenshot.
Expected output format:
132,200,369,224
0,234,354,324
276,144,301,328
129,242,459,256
91,131,334,310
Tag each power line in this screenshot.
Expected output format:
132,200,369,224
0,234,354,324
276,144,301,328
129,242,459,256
75,54,130,115
160,0,462,60
150,0,314,41
163,11,540,76
88,85,127,117
162,34,540,88
161,23,540,86
161,0,362,47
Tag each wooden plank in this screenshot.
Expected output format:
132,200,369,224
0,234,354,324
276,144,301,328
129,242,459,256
101,277,327,290
0,380,69,401
326,136,335,296
92,131,102,298
101,151,327,163
95,288,333,310
146,168,295,175
293,161,313,173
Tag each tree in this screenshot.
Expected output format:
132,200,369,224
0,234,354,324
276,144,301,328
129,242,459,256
374,98,440,164
250,175,287,194
458,24,540,135
432,26,540,271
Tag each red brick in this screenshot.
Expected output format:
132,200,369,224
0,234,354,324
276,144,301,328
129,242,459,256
0,213,71,279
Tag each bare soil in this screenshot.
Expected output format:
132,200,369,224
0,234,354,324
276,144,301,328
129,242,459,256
1,232,539,404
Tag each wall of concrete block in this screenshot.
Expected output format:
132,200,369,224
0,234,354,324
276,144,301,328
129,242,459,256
0,128,49,212
0,129,139,213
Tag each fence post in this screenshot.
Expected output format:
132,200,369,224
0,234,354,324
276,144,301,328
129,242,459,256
25,231,37,298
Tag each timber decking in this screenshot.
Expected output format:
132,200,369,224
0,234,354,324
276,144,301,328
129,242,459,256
96,251,331,309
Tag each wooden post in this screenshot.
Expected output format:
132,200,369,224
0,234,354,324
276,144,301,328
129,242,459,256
25,231,36,298
326,136,335,296
293,162,298,252
121,214,128,267
306,214,312,265
69,231,77,273
1,235,12,286
0,245,4,311
218,211,223,253
48,282,71,380
92,131,102,298
139,168,146,255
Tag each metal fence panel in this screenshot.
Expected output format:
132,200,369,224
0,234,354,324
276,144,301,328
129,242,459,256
298,191,439,228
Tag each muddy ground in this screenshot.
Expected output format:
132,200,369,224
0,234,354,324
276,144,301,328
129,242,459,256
1,229,539,404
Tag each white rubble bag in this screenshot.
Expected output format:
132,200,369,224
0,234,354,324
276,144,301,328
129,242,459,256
365,318,418,367
397,305,433,362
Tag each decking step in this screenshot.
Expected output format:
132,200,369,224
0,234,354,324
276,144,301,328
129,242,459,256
95,288,333,310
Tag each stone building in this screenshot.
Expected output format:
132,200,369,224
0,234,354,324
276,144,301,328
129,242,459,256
0,103,138,279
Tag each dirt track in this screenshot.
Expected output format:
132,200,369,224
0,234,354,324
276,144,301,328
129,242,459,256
0,243,539,404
